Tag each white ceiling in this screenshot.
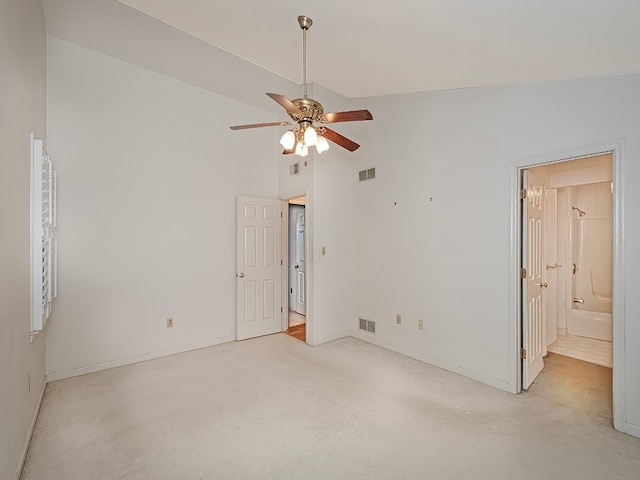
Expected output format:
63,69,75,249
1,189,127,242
114,0,640,98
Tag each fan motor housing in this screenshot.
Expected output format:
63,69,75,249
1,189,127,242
291,98,325,123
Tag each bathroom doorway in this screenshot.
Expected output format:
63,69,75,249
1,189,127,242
528,154,613,371
513,140,626,433
521,153,614,413
286,196,306,342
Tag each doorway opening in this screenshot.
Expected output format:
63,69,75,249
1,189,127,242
286,195,306,342
520,153,614,413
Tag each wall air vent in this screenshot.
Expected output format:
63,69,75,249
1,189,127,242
359,318,376,334
358,167,375,182
290,162,300,176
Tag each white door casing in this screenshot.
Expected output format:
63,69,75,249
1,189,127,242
522,170,546,390
295,213,306,315
236,196,282,341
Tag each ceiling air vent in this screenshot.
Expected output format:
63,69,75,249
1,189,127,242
359,167,375,182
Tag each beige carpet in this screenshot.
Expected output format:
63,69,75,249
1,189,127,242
21,335,640,479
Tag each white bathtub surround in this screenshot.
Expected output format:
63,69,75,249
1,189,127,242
568,181,613,342
549,332,612,368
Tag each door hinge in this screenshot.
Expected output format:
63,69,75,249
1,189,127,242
521,268,527,278
521,348,527,359
280,211,283,218
281,307,283,313
281,259,283,266
520,188,527,200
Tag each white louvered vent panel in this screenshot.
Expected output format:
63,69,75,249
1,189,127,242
30,133,57,334
358,167,376,182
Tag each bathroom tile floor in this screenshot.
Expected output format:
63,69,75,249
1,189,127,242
548,332,612,368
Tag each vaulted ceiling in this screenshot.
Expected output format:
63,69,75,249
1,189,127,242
115,0,640,98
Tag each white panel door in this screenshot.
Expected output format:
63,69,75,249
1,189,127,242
522,170,546,390
295,213,306,315
237,197,282,340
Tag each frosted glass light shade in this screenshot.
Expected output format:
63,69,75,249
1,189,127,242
280,130,296,150
316,135,330,153
303,126,318,146
295,143,308,157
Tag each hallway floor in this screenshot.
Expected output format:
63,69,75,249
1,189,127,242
288,310,305,327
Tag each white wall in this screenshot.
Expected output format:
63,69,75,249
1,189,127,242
0,1,47,478
347,74,640,432
46,37,280,379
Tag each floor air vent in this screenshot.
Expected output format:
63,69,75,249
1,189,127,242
358,167,375,181
359,318,376,334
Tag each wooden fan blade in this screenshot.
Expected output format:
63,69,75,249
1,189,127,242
323,109,373,124
322,127,360,152
282,148,295,155
230,121,292,130
266,93,302,117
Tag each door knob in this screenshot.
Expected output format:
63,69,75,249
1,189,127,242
237,272,245,278
537,282,548,288
295,265,299,269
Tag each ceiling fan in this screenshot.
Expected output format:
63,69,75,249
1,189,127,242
230,15,373,157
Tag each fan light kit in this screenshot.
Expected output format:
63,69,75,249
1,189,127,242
230,16,373,157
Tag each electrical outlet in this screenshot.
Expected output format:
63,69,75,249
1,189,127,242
396,314,402,325
166,317,174,328
418,319,424,330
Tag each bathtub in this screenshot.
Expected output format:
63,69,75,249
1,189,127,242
569,308,612,342
570,266,612,341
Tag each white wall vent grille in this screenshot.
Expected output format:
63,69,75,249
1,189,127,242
290,162,300,176
30,133,57,334
359,318,376,334
358,167,376,181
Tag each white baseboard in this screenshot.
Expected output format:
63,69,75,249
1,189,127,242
13,376,47,480
625,422,640,439
308,330,349,346
348,330,512,393
46,336,236,382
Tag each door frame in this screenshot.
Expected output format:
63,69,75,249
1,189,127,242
509,139,626,432
280,190,311,344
